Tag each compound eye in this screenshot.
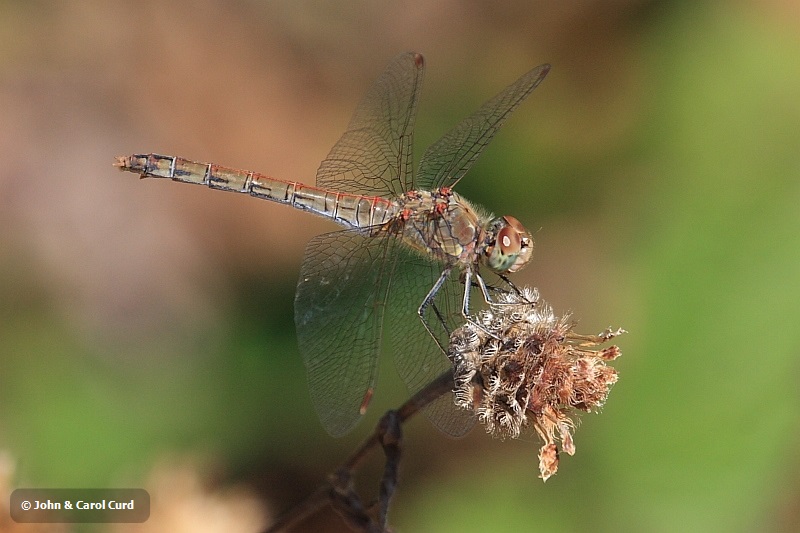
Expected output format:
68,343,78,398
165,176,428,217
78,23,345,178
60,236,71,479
498,225,521,255
503,215,526,234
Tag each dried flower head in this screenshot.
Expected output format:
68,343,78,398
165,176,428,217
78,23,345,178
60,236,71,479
448,287,624,481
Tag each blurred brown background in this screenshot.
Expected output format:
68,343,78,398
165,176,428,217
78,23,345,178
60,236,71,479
1,1,799,532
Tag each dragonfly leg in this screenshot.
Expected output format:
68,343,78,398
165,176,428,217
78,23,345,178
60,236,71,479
463,268,512,311
461,268,474,317
474,271,495,307
498,273,532,301
479,272,535,307
466,270,533,341
461,270,509,300
430,301,451,337
459,269,502,340
468,268,511,309
418,266,454,354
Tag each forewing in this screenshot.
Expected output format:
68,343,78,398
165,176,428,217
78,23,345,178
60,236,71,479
294,228,397,437
316,52,425,197
388,248,477,437
417,63,550,191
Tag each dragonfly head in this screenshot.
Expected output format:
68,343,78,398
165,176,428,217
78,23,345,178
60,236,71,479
484,215,534,273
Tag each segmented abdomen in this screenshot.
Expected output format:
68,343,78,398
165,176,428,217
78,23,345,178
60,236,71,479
116,154,395,229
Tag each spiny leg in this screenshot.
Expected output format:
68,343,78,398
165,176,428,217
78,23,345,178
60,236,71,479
477,271,534,307
498,273,530,300
462,269,529,341
459,268,521,309
430,301,451,338
463,267,510,314
417,265,454,355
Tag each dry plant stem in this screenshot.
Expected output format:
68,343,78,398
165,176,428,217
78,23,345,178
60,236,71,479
264,371,455,533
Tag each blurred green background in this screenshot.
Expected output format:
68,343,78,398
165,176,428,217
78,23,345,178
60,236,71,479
1,1,798,532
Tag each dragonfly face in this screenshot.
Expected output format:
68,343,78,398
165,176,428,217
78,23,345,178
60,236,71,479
483,215,533,273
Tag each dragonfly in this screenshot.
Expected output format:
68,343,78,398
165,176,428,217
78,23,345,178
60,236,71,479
116,52,550,437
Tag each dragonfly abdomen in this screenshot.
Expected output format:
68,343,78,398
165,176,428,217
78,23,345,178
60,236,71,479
115,154,395,229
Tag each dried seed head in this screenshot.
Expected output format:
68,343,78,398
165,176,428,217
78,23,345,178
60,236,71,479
448,287,624,481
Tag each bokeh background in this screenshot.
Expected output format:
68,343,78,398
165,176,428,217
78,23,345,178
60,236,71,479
1,1,799,532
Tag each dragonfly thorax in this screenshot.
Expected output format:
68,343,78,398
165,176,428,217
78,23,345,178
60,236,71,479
391,189,532,275
392,188,486,266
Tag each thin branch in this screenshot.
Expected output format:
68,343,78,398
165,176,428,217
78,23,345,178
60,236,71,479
264,370,455,533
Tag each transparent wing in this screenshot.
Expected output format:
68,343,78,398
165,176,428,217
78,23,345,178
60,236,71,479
417,63,550,191
316,52,425,197
294,228,398,437
388,248,478,437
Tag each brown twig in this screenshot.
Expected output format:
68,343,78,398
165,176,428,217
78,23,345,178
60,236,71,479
264,371,455,532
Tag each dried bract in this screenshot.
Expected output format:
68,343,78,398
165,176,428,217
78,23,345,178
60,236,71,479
448,287,623,481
